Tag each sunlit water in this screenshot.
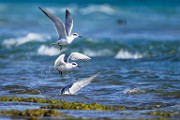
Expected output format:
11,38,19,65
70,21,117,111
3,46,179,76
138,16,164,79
0,1,180,119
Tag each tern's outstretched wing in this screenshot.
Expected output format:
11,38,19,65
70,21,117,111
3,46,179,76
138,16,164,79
67,52,91,63
60,84,73,95
39,7,67,39
65,9,73,36
54,54,66,68
68,73,100,94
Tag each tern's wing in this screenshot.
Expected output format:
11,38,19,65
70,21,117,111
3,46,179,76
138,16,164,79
67,52,91,63
54,54,66,68
68,73,100,94
60,84,73,95
65,9,73,36
39,7,67,39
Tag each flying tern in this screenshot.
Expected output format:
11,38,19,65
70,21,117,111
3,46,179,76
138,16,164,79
60,73,100,95
39,7,82,50
54,52,91,75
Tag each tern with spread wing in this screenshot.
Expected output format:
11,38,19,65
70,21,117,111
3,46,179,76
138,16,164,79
39,7,82,50
60,73,100,95
54,52,91,75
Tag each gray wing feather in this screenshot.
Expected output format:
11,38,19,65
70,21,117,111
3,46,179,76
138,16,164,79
39,7,67,39
69,73,100,94
65,9,73,36
67,52,91,63
54,54,66,68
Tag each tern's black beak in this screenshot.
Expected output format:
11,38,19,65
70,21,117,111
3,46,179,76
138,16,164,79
77,65,81,68
78,36,83,38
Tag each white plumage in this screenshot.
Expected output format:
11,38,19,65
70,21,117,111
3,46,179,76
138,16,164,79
60,73,100,95
54,52,91,75
39,7,81,50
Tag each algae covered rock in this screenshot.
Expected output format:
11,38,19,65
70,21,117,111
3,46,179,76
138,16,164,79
147,111,180,117
0,96,126,111
0,109,67,117
0,96,179,119
41,101,126,111
0,96,60,104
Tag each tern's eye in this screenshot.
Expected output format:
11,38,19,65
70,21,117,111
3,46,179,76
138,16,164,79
73,33,78,36
72,63,76,65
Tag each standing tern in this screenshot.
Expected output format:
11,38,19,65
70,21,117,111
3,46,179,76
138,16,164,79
39,7,82,50
54,52,91,75
60,73,100,95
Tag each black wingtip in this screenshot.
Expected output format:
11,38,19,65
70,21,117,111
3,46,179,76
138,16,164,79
38,6,45,12
38,6,43,10
38,7,49,17
66,9,71,16
66,9,69,13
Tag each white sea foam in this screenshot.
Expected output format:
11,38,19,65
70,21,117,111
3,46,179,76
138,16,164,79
83,49,113,57
80,4,116,15
115,49,143,59
123,88,145,94
48,4,115,15
47,7,77,15
2,33,50,48
37,45,60,56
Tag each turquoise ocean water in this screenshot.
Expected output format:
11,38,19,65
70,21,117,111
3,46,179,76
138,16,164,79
0,0,180,119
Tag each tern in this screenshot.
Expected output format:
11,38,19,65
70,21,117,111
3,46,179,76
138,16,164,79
54,52,91,75
39,7,82,50
60,73,100,95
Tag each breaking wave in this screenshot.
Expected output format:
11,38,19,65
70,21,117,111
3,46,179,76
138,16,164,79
48,4,116,15
37,45,60,56
123,88,145,94
115,49,143,59
2,33,50,48
83,49,113,57
80,4,116,15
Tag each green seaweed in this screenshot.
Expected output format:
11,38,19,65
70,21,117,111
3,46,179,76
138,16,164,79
0,109,67,118
0,96,126,111
0,96,60,104
157,91,180,98
147,111,180,117
41,102,126,111
0,96,179,119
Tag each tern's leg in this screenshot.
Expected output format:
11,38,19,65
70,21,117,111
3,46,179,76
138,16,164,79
56,68,63,76
58,71,63,76
58,43,62,51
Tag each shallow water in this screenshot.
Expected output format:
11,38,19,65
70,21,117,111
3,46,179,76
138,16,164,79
0,1,180,119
